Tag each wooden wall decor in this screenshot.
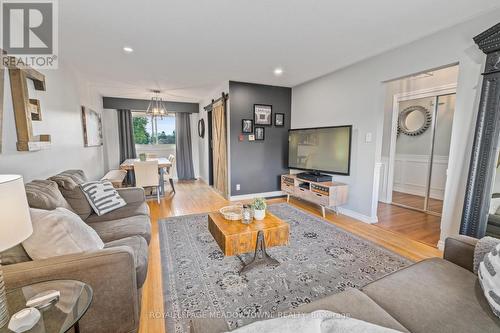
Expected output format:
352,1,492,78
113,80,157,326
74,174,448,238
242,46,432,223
460,23,500,238
29,99,42,121
211,93,229,198
81,106,103,147
8,57,50,151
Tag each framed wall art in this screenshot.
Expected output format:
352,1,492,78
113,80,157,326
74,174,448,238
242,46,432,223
255,127,265,141
242,119,253,133
81,106,103,147
254,104,272,126
274,113,285,127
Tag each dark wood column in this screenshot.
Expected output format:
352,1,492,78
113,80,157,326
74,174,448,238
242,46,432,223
461,23,500,237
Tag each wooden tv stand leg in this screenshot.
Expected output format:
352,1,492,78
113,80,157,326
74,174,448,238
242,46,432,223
321,206,326,218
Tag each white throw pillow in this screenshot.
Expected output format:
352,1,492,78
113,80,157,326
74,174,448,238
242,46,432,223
478,242,500,318
80,180,126,216
489,198,500,215
225,310,400,333
22,208,104,260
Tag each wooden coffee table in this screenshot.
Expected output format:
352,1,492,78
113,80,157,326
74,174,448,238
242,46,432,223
208,211,289,273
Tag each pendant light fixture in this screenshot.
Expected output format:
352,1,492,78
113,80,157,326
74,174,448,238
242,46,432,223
146,89,169,119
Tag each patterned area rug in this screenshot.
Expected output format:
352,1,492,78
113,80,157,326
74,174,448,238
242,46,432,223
159,203,412,332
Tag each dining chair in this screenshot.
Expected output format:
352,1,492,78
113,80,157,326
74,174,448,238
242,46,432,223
133,160,161,203
146,153,157,159
166,154,176,193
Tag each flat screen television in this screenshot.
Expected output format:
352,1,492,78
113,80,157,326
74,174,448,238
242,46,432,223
288,125,352,175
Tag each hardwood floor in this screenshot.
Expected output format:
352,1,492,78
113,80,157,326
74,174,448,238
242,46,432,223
392,191,443,214
376,202,441,247
139,180,442,333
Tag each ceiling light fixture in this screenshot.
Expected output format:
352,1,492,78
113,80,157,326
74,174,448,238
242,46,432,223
146,89,169,119
123,46,134,53
273,67,284,76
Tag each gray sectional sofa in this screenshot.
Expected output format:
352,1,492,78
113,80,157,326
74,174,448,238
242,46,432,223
191,235,500,333
1,170,151,333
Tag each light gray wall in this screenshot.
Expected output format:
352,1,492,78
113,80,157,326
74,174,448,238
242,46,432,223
229,81,291,196
189,112,200,178
291,10,500,246
0,63,105,182
102,109,120,171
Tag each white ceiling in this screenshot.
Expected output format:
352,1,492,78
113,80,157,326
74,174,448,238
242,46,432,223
60,0,500,102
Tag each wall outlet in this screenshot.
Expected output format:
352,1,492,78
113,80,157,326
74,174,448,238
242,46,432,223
236,184,241,191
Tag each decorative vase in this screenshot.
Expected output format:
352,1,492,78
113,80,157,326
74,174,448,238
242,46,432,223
139,153,147,161
253,209,265,220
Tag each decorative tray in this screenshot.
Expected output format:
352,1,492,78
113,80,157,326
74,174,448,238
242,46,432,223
219,205,243,221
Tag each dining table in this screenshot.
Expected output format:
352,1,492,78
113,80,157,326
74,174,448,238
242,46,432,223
119,157,172,195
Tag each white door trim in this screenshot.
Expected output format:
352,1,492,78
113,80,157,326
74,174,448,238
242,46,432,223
386,83,457,203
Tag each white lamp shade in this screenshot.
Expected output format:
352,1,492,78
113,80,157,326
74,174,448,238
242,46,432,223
0,175,32,251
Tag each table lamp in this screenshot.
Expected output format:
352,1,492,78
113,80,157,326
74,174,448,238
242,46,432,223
0,175,33,328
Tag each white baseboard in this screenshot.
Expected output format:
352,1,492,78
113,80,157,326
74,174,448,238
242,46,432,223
338,207,378,224
230,191,285,201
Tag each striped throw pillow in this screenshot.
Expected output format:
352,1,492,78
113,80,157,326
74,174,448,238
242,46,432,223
80,180,126,216
478,242,500,318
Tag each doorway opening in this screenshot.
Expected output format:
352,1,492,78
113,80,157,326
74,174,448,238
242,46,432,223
377,64,459,247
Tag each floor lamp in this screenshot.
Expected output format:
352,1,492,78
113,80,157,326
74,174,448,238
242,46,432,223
0,175,33,328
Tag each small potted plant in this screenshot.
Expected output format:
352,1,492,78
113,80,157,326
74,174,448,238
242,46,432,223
251,197,267,220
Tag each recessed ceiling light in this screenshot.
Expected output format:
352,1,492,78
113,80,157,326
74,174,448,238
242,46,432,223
274,67,284,76
123,46,134,53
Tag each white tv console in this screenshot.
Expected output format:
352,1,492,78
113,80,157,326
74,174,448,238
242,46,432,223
281,174,348,218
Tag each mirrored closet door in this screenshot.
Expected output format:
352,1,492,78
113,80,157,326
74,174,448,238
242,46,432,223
392,93,456,216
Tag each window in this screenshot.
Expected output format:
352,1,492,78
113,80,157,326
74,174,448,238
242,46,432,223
132,113,176,159
132,113,176,145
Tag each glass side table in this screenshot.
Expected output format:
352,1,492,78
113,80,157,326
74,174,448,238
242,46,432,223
0,280,93,333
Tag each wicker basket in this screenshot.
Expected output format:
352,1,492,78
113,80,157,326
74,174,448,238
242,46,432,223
219,205,243,221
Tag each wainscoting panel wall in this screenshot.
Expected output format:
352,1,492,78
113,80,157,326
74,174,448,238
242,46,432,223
379,157,389,202
393,154,448,200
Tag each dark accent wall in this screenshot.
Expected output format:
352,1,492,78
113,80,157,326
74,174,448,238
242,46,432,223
229,81,291,196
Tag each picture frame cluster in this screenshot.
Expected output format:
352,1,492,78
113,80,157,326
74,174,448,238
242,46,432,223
241,104,285,142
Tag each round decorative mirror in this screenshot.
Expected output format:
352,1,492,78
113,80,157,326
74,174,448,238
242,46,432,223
398,105,432,136
198,118,205,138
